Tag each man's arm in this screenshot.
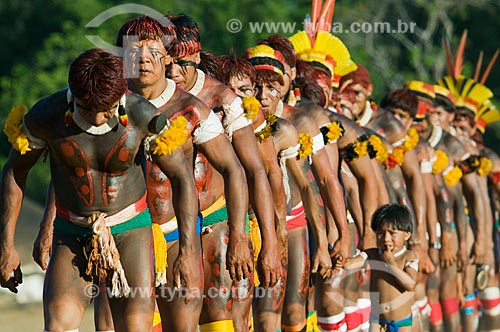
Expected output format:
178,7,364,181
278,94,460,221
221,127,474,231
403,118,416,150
450,183,469,272
433,174,457,269
400,150,427,245
152,147,199,296
309,139,350,263
340,163,363,243
421,171,437,274
33,180,56,270
286,156,333,277
198,134,253,280
461,172,487,264
1,148,43,292
231,124,281,288
346,155,381,249
257,136,288,271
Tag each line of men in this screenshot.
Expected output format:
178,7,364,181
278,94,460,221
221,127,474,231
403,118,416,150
0,6,499,332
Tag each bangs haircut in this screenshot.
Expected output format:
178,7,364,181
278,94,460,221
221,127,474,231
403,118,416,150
68,48,127,110
255,70,284,86
295,77,326,107
340,64,371,89
295,59,317,82
380,89,419,118
435,95,455,113
219,55,256,86
167,14,201,57
199,50,223,81
258,34,296,68
371,204,413,233
116,15,176,54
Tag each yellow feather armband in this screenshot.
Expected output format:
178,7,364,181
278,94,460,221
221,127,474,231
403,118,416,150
443,166,463,187
255,112,279,142
432,150,449,174
152,116,189,157
298,132,313,159
340,135,369,162
384,146,405,169
242,96,261,120
402,127,419,152
320,121,345,144
368,135,389,163
477,157,493,176
4,105,31,155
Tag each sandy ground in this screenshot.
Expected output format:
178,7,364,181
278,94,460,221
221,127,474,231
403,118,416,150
0,198,94,331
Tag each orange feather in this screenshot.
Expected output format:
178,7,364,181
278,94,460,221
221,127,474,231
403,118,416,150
480,49,499,85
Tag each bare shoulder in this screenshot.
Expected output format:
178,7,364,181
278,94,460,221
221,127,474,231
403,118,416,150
415,139,432,161
204,75,237,105
441,132,467,162
168,86,212,119
24,89,68,137
290,105,321,135
274,118,299,152
403,248,417,263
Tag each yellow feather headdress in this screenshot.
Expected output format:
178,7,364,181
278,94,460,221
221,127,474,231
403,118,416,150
289,0,356,87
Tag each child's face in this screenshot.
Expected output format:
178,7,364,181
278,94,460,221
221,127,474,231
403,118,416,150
375,223,411,253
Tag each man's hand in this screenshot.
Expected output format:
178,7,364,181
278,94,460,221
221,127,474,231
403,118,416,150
361,233,376,250
412,245,436,274
226,237,253,281
330,238,348,269
473,241,486,266
0,248,22,293
457,245,469,272
440,232,457,269
173,248,202,304
276,223,288,266
256,245,282,289
429,247,439,267
312,246,333,279
32,223,53,270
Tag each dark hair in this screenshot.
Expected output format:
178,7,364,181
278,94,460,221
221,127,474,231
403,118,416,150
340,64,371,89
435,95,455,113
255,70,284,86
380,89,419,118
295,59,317,82
219,54,256,85
116,15,176,54
68,48,128,110
199,50,222,81
371,204,413,233
295,77,326,107
167,14,201,57
257,34,296,68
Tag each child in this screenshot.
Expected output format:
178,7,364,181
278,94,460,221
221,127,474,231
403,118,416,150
344,204,418,331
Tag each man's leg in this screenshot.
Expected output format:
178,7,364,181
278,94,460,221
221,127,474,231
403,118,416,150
107,227,155,332
156,237,204,332
281,226,310,332
252,267,287,331
94,278,115,332
199,221,254,332
43,234,93,331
